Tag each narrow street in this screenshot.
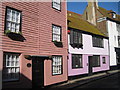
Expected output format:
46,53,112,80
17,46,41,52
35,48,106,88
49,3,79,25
73,72,120,89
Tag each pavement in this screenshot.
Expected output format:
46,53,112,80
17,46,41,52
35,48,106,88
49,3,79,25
47,69,120,89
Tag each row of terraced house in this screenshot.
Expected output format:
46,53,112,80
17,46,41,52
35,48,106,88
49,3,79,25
0,0,120,89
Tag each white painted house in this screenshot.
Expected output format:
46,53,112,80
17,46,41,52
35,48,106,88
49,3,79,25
107,18,120,69
82,0,120,69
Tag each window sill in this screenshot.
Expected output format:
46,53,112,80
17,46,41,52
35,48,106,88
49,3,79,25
71,43,83,49
72,67,83,69
52,73,63,76
93,46,104,48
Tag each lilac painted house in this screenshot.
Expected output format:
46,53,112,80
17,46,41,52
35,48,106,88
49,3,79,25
67,11,109,77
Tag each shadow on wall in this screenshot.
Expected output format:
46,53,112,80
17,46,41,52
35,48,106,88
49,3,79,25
2,73,32,90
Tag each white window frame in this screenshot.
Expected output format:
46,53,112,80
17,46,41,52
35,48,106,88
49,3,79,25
52,24,61,42
52,0,61,11
5,7,21,33
3,53,20,82
52,56,62,75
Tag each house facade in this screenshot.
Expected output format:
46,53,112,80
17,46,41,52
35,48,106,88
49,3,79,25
0,1,68,89
67,11,109,77
82,0,120,69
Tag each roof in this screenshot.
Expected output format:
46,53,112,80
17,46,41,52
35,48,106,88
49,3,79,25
98,7,120,21
67,11,106,37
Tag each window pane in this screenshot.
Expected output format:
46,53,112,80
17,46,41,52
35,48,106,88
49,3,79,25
15,24,20,33
7,9,12,21
16,12,20,23
11,23,15,32
6,22,11,30
78,33,82,44
12,10,16,22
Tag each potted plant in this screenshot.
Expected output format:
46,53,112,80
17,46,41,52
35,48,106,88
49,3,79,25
5,30,25,42
53,40,63,47
5,30,22,35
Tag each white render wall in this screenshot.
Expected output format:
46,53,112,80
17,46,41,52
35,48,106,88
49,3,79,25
107,20,118,66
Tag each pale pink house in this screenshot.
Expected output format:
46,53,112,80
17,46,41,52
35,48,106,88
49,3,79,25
0,2,67,89
67,11,109,77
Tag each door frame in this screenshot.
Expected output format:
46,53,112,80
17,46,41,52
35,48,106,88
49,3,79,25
32,57,45,88
88,56,93,76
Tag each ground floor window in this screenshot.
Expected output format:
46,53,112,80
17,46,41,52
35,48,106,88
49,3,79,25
72,54,82,69
2,52,20,81
52,56,62,75
92,55,100,67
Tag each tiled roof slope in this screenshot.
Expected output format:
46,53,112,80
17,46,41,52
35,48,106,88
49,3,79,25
67,11,107,37
98,7,120,21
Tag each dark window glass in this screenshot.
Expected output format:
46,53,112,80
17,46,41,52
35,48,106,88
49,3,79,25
92,55,100,67
72,54,82,69
92,36,103,48
70,30,82,48
102,57,106,64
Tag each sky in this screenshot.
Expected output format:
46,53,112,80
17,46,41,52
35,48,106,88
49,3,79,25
67,1,119,15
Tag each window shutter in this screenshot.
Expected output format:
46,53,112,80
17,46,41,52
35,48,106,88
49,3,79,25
70,30,74,45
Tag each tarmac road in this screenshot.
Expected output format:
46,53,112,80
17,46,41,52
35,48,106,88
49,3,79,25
74,72,120,89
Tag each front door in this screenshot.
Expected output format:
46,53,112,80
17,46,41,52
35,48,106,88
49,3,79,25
32,57,44,88
88,56,93,75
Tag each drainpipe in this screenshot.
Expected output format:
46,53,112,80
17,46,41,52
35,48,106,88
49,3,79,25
0,1,2,89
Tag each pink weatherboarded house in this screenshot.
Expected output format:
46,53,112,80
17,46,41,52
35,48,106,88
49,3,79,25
0,1,68,89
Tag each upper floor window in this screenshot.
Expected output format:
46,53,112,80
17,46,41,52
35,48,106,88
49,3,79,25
117,24,120,33
52,0,61,11
92,36,103,48
3,53,20,82
52,24,61,42
5,7,22,33
70,30,82,48
112,13,116,19
118,36,120,47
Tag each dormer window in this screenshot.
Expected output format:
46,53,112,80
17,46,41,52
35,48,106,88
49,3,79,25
112,13,116,19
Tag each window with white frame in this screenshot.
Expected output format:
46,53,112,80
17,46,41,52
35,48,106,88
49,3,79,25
5,7,21,33
52,24,61,42
52,56,62,75
2,53,20,81
52,0,61,11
